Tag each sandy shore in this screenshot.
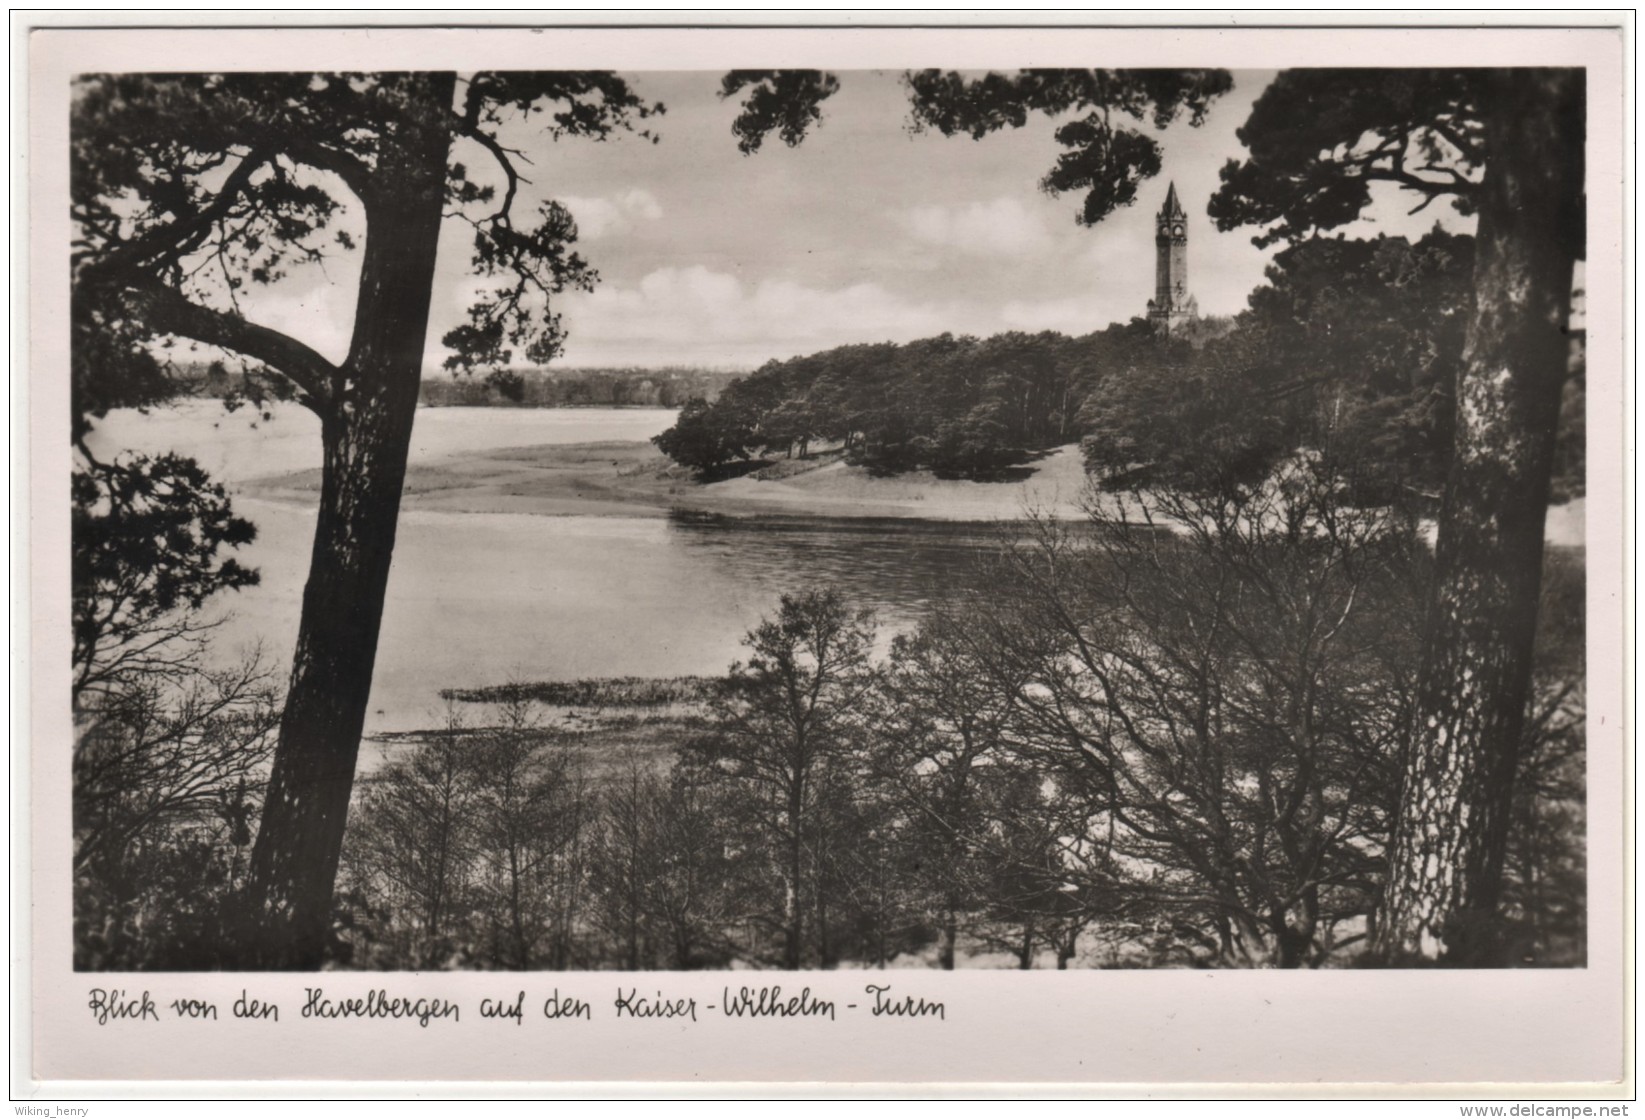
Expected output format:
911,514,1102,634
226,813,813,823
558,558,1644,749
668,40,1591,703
250,439,1099,522
247,434,1586,544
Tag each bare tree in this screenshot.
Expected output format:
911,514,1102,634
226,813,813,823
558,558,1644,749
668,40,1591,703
466,698,587,969
648,754,741,969
968,459,1419,966
586,755,661,970
690,591,878,969
342,708,478,967
873,620,1024,969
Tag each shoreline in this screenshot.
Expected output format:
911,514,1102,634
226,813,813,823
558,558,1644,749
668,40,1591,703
247,438,1100,524
243,434,1588,546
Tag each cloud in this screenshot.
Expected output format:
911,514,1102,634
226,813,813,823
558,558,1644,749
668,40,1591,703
549,262,1196,366
558,189,664,241
553,266,957,366
224,259,364,368
899,197,1055,258
998,297,1102,335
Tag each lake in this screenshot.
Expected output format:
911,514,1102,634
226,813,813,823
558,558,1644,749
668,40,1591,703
86,403,1008,736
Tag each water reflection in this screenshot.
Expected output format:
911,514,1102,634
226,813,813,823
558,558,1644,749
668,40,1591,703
663,510,1007,628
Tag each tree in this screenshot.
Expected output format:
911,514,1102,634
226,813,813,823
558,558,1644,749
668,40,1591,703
966,767,1102,969
72,440,275,970
73,654,280,970
901,70,1233,226
643,757,741,969
689,591,877,968
72,451,259,705
1079,328,1278,496
759,397,820,460
650,396,754,476
74,653,279,876
967,463,1420,966
72,72,657,965
875,620,1121,970
1228,230,1475,500
341,710,479,967
1210,69,1585,963
1499,550,1586,965
874,621,1022,968
585,756,658,970
465,699,588,970
1078,231,1476,504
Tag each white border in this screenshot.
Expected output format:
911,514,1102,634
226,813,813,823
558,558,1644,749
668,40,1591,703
14,16,1634,1097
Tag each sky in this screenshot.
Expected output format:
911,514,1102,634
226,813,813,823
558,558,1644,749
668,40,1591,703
236,70,1474,373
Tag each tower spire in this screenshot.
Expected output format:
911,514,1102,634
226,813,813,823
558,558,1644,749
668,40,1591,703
1162,180,1184,219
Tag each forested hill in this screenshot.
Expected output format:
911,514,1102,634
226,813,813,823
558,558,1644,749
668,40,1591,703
652,230,1585,502
655,324,1193,480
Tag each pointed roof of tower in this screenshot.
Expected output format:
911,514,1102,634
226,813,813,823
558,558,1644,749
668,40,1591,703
1160,181,1185,219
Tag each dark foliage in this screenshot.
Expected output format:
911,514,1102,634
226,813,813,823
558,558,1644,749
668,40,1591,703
1210,70,1486,248
72,453,259,700
1080,230,1482,503
720,70,842,154
650,331,1090,479
651,397,757,476
905,69,1232,226
74,668,278,970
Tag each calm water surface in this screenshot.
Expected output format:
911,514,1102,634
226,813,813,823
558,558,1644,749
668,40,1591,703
88,404,1004,735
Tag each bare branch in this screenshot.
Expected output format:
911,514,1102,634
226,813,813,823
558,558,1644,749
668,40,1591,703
117,278,336,413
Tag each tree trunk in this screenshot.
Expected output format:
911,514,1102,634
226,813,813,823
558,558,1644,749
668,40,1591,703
243,74,456,968
627,859,642,970
818,888,834,969
1377,69,1584,966
784,781,804,969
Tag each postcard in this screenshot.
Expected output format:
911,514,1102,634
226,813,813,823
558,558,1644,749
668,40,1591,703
20,18,1630,1094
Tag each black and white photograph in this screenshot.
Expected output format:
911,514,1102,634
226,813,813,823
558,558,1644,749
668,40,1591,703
24,19,1628,1091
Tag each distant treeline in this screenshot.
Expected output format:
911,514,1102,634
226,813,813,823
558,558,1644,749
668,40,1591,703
419,366,745,409
166,362,743,410
652,230,1586,500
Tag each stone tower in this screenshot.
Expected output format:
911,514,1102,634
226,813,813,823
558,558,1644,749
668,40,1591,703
1146,182,1198,334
